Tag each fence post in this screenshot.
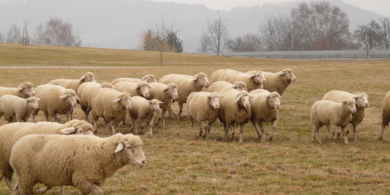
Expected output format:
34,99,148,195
337,54,339,60
285,55,287,60
302,54,305,60
354,53,356,61
319,54,322,61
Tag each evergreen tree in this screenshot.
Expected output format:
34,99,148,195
167,32,183,53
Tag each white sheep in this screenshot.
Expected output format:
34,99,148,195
32,84,79,123
111,74,157,85
322,90,369,141
147,82,178,129
114,81,152,99
0,120,94,194
249,89,281,143
0,82,35,98
128,97,162,137
211,69,265,91
186,92,223,138
207,81,248,92
0,95,39,123
159,72,210,121
310,99,357,144
48,72,96,92
90,88,132,134
246,68,296,96
77,82,113,122
380,91,390,140
10,133,145,195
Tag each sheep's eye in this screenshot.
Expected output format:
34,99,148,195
127,146,132,149
358,97,361,99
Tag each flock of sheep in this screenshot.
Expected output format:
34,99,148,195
0,68,390,194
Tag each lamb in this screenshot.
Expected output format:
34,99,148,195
90,88,132,134
380,91,390,140
0,95,39,123
128,97,162,137
207,81,248,92
310,99,357,144
246,68,296,96
111,74,157,85
210,69,265,91
159,72,210,121
77,82,113,122
32,84,79,123
48,72,96,92
322,90,369,141
114,81,152,99
249,89,281,143
0,120,94,193
186,92,223,138
10,133,145,195
0,82,35,98
147,82,178,128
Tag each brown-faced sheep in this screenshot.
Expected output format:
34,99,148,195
10,133,145,195
206,81,248,92
249,89,281,143
159,72,209,121
128,97,162,137
380,91,390,140
32,84,79,123
0,82,35,98
210,69,265,91
186,92,223,138
0,95,39,123
114,81,152,99
310,99,357,144
322,90,369,141
0,120,94,193
77,82,113,122
111,74,157,85
48,72,96,92
246,69,296,96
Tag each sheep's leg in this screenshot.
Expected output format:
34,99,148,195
258,121,266,143
33,186,51,194
66,111,72,122
188,115,195,138
45,112,51,121
326,126,332,138
378,124,387,140
230,125,236,141
269,120,278,141
251,119,262,141
341,125,349,144
199,125,203,137
238,124,245,143
48,113,56,122
4,176,13,193
223,122,229,141
177,102,184,121
147,115,154,137
103,120,110,134
312,123,322,143
352,124,358,141
333,126,341,140
75,180,103,195
168,106,178,121
110,121,118,134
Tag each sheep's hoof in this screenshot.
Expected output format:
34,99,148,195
378,137,383,141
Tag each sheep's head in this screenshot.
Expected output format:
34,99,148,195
264,92,282,109
249,71,266,89
100,82,113,89
233,81,248,91
277,69,297,83
60,120,94,135
17,82,35,97
194,72,210,88
205,92,224,109
142,75,157,83
149,99,163,112
114,133,146,168
133,81,152,98
340,98,357,113
352,93,369,108
163,83,178,101
60,89,80,107
114,92,132,110
235,91,254,108
80,72,96,83
26,97,40,110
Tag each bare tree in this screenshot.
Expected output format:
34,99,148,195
354,20,383,49
259,15,295,51
0,32,4,43
380,17,390,50
32,24,44,45
39,17,82,47
22,17,32,45
201,11,229,55
227,33,261,52
6,24,22,43
198,34,209,52
154,15,182,63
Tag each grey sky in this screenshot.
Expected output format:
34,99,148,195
151,0,390,17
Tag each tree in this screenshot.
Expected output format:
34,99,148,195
227,33,261,52
154,15,182,63
380,17,390,50
167,32,183,53
354,20,383,49
259,15,295,51
200,11,229,55
22,17,32,45
33,24,45,45
0,32,4,43
141,30,156,51
6,24,22,43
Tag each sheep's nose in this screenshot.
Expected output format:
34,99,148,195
245,103,250,108
142,160,146,165
35,105,39,109
73,103,77,107
127,106,131,110
293,78,297,82
156,107,160,111
263,80,266,84
365,103,369,107
32,93,36,96
276,105,280,109
215,104,219,109
174,95,178,100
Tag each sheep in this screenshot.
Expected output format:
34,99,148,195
0,82,35,98
210,69,265,91
10,133,145,195
48,72,96,92
114,81,152,99
186,92,223,138
0,95,39,123
31,84,79,123
128,97,162,137
0,120,94,194
322,90,369,141
77,82,113,123
90,88,132,134
111,74,157,85
380,91,390,140
310,99,357,144
249,89,281,143
207,81,248,92
159,72,210,121
246,68,296,96
147,82,178,129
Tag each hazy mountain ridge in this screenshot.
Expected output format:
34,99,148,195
0,0,385,52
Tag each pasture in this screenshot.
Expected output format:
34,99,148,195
1,43,390,194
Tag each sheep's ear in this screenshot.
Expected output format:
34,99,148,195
59,94,68,99
80,74,87,82
148,84,153,88
263,95,271,99
193,74,200,81
113,98,121,102
220,95,225,99
159,101,164,104
115,143,125,153
17,86,24,91
339,100,347,104
76,96,81,101
351,95,359,100
148,100,153,104
60,127,77,134
248,74,256,78
277,71,285,76
249,95,256,99
235,95,242,102
162,87,169,91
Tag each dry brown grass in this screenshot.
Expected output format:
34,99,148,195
1,43,390,194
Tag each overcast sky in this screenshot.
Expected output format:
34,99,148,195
151,0,390,17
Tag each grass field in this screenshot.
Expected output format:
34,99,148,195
1,43,390,195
